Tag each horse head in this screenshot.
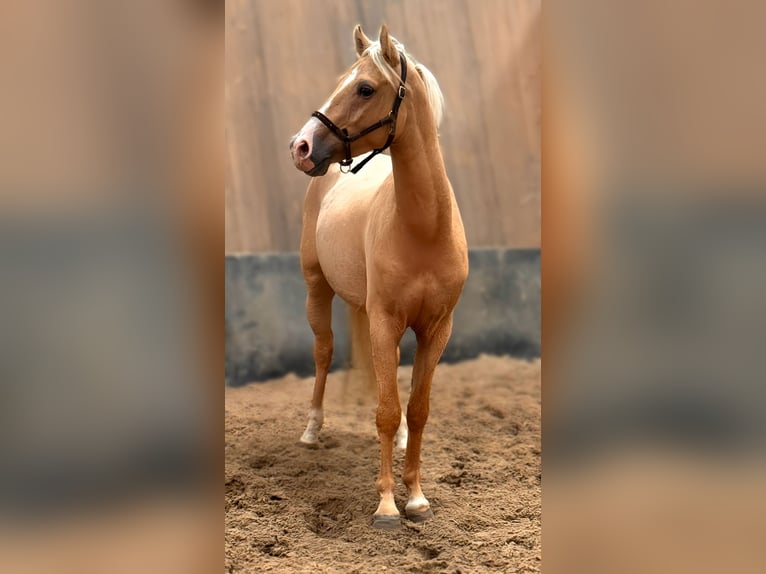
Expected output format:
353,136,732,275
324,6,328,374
290,24,411,176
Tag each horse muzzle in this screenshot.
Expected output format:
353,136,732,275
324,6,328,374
289,132,332,176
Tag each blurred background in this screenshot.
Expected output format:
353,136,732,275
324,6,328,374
0,1,221,573
545,1,766,572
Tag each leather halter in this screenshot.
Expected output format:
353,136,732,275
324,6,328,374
311,51,407,174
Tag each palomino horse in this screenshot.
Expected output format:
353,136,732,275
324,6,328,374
289,24,468,529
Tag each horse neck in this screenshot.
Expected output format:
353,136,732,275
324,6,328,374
389,95,452,240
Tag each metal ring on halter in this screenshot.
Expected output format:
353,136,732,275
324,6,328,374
311,51,408,175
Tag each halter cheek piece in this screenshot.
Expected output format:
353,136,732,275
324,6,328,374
311,51,407,175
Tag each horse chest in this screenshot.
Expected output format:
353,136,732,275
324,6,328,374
368,244,466,319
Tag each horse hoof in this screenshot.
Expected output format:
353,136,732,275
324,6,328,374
405,507,434,523
298,436,320,449
372,514,401,530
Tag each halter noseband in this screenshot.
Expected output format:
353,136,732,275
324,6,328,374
311,51,407,175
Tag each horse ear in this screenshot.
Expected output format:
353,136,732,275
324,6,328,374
378,24,399,66
354,25,371,57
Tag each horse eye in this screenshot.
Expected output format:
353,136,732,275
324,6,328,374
357,84,375,98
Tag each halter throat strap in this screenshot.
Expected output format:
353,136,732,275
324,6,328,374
311,51,408,174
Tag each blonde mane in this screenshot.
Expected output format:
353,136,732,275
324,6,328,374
364,39,445,129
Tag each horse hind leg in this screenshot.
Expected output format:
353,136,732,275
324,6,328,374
395,410,408,450
300,274,334,447
393,346,408,449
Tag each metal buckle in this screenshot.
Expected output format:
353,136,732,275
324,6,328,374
398,85,406,99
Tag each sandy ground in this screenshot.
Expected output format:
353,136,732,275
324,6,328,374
225,355,540,573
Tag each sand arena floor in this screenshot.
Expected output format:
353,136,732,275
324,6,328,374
226,355,541,573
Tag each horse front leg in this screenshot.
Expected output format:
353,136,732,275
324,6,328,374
300,274,334,446
368,310,406,529
403,317,453,523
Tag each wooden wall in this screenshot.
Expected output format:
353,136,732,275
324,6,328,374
226,0,540,253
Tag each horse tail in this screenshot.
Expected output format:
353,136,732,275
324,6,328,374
345,305,376,398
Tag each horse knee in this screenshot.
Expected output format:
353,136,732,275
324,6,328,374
307,304,332,333
305,283,333,335
313,332,333,366
406,415,426,435
406,402,429,434
376,401,402,437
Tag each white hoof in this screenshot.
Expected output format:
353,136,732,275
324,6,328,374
405,496,433,522
405,496,430,512
299,430,319,445
300,408,323,445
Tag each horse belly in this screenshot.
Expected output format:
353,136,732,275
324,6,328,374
315,192,370,309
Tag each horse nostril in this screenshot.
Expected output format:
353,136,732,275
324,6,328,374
295,140,310,159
